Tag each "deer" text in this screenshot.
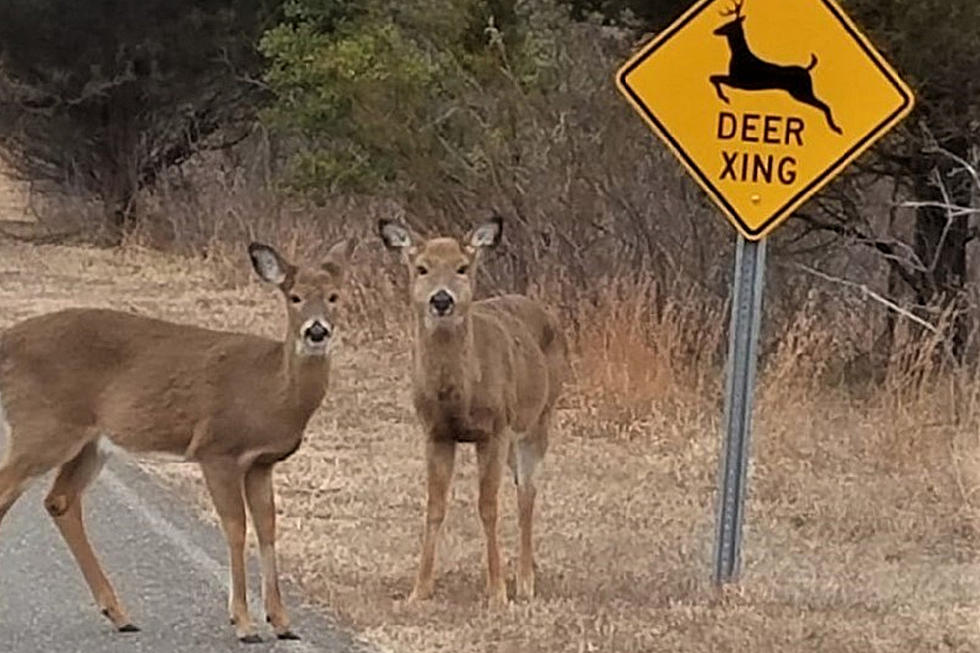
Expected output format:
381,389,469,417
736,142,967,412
717,111,805,185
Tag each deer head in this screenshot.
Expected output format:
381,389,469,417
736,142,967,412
714,0,745,36
249,238,355,356
378,216,503,330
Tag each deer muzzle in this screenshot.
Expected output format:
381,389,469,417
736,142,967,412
300,319,332,353
428,290,456,317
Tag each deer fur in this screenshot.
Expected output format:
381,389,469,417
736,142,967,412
378,216,567,608
0,238,354,642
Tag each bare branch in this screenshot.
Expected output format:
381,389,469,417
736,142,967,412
900,200,978,217
792,211,927,291
791,263,940,334
926,167,956,274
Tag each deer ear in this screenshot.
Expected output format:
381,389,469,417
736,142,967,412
249,242,294,286
378,219,415,250
466,215,503,250
322,238,355,277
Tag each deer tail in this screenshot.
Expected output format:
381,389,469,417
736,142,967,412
807,53,818,71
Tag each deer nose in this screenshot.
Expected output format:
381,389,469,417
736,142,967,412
429,290,455,316
304,321,330,343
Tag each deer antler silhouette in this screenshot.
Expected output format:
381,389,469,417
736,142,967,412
719,0,743,18
709,0,843,134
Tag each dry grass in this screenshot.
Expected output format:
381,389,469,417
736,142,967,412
0,166,31,222
0,237,977,652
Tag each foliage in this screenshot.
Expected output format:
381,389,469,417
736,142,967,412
566,0,689,26
0,0,281,233
793,0,980,359
260,0,516,195
260,0,734,301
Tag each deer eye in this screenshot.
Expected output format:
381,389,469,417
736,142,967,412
289,294,302,304
328,293,339,303
416,265,428,276
457,265,469,275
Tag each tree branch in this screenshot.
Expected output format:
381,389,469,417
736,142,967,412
789,263,939,334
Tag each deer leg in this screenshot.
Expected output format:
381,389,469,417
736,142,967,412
802,97,842,134
45,441,138,632
476,437,508,609
201,460,258,643
0,462,30,527
513,432,546,601
789,88,843,135
0,424,77,527
409,438,455,602
817,100,843,135
243,463,298,641
709,75,732,103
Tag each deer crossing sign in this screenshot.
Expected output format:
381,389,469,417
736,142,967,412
616,0,914,239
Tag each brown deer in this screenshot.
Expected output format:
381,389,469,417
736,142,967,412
378,216,567,608
709,0,843,134
0,238,354,643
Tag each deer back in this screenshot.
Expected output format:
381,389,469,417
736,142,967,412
469,294,565,434
0,308,324,461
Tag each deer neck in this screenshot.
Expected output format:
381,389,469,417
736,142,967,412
727,29,750,56
414,313,475,406
278,336,330,415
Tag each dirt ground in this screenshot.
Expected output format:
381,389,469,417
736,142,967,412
0,239,977,652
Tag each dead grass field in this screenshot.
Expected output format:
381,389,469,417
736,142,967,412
0,238,977,652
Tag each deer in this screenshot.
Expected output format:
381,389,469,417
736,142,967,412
378,216,567,609
709,0,843,135
0,237,354,643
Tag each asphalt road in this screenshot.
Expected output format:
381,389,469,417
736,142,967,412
0,441,372,653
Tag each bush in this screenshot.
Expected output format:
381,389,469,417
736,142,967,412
0,0,281,235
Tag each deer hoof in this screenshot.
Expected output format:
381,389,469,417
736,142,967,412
277,630,302,640
407,586,433,603
239,634,263,644
117,623,140,633
516,577,535,602
488,586,509,611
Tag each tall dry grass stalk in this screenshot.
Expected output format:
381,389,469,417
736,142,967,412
566,277,725,439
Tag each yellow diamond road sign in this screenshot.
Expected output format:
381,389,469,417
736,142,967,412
616,0,914,240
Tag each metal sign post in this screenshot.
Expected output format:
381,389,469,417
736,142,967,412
614,0,914,585
713,234,765,584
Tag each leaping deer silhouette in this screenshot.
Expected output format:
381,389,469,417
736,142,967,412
709,0,843,134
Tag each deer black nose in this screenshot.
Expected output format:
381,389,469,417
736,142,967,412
305,322,330,343
429,290,455,316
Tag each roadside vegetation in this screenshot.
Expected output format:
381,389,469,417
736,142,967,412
0,0,976,650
